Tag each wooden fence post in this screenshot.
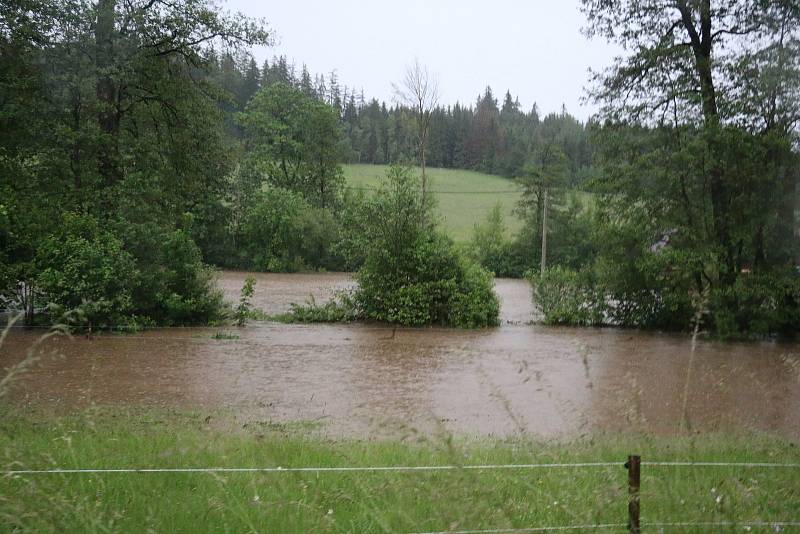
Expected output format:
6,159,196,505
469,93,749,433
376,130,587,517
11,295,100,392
626,455,641,534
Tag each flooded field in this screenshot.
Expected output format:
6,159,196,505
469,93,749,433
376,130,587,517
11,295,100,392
2,271,799,440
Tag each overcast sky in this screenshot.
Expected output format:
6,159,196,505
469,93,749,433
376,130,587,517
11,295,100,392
223,1,620,121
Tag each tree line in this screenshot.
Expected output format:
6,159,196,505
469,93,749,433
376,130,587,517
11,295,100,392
207,52,593,186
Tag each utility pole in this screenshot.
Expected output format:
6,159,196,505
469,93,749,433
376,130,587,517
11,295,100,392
540,188,548,275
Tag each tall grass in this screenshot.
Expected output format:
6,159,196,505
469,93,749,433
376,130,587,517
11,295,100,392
1,407,798,533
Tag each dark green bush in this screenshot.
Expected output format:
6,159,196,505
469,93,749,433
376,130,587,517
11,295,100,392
710,270,800,339
36,214,138,327
354,167,499,328
528,252,799,339
291,166,500,328
448,260,501,328
594,247,696,330
116,223,224,326
238,187,338,272
156,230,224,325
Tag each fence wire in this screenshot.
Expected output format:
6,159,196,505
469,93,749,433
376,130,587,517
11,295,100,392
6,460,799,476
412,523,800,534
5,459,799,533
4,462,622,476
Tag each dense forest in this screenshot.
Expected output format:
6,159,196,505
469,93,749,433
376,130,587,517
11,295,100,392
1,0,798,336
211,53,592,185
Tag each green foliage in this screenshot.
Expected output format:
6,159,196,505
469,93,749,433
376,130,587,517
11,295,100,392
528,268,604,326
239,83,344,210
354,166,499,328
710,271,800,339
151,231,225,326
329,190,371,271
447,260,501,328
0,0,266,326
118,224,224,326
288,293,359,323
238,187,338,272
576,1,800,338
469,204,518,277
235,276,256,327
285,167,500,328
35,214,137,327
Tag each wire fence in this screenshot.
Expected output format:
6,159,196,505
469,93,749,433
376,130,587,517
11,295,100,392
5,461,798,476
414,523,800,534
5,457,799,533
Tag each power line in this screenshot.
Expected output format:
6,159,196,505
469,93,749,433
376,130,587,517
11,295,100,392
344,186,523,194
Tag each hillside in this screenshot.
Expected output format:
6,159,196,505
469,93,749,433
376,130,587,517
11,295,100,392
343,164,524,242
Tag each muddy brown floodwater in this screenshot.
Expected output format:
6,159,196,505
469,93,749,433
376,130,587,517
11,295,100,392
2,271,800,440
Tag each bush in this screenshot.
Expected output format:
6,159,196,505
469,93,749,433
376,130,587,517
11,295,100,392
710,270,800,338
288,166,500,328
152,230,224,325
354,166,499,328
235,276,256,327
528,267,604,326
528,248,800,339
469,204,521,278
239,187,338,272
116,223,224,326
594,247,696,330
289,292,359,323
448,260,501,328
36,214,138,327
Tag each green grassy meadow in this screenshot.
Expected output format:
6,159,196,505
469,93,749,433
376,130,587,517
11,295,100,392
343,164,525,242
2,407,798,533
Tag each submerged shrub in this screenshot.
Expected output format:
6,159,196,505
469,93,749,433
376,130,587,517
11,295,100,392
239,187,338,272
448,260,501,328
36,214,137,327
354,167,499,328
710,270,800,339
117,223,224,326
235,276,256,327
289,292,359,323
528,267,604,326
155,230,224,325
291,166,500,328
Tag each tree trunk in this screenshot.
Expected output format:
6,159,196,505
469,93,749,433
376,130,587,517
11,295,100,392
96,0,120,187
787,156,800,267
420,141,427,201
679,0,735,283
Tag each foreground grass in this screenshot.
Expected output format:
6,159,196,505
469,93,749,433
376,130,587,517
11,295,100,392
343,164,524,242
1,408,798,533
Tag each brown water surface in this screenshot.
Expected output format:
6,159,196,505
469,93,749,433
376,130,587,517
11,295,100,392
2,271,799,440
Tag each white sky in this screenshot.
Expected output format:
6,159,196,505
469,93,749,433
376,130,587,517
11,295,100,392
222,0,620,121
